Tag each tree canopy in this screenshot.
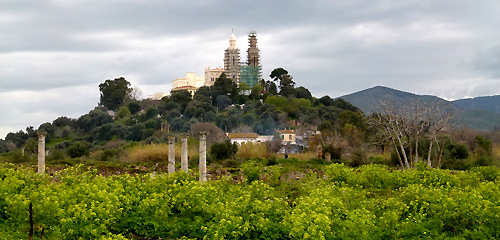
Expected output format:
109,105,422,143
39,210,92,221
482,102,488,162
99,77,133,111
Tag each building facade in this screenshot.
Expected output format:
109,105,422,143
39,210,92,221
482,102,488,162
204,66,224,87
171,72,205,97
279,129,296,144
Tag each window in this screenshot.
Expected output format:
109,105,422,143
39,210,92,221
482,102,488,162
289,135,292,140
281,135,284,140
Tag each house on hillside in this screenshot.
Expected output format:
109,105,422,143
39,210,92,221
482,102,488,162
227,133,259,144
257,135,273,142
171,72,205,97
279,129,296,144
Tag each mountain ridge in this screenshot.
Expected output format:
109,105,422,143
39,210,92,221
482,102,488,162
338,85,500,130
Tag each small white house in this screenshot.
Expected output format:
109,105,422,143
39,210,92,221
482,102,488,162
227,133,259,144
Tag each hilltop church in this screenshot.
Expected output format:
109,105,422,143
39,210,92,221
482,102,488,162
166,31,262,98
224,31,262,88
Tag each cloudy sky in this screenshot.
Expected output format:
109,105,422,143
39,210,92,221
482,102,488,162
1,0,499,139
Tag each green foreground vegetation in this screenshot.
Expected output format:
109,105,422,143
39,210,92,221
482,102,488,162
2,162,500,239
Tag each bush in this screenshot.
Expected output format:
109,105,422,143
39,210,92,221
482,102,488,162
9,149,32,163
210,140,238,161
241,160,263,182
323,144,341,159
470,166,500,181
47,149,66,161
349,149,367,167
66,141,93,158
92,149,121,161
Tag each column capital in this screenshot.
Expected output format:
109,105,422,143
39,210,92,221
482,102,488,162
181,133,189,139
37,132,47,138
168,136,175,144
198,131,209,137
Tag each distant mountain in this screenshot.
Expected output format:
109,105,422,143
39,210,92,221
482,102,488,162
454,109,500,130
338,86,500,130
453,95,500,114
338,86,456,113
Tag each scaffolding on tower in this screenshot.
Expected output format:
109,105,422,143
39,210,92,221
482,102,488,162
240,31,262,89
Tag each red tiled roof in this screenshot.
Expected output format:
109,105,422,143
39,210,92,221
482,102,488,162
228,133,259,139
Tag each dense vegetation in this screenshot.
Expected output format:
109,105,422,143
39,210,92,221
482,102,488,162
0,70,369,164
1,69,500,170
1,68,500,239
2,163,500,239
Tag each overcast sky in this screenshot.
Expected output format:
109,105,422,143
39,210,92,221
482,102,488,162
1,0,499,139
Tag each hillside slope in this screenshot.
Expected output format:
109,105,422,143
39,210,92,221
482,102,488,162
454,109,500,130
338,86,456,113
453,95,500,113
339,86,500,130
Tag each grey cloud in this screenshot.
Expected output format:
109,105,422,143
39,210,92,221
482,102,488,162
1,0,500,138
473,46,500,78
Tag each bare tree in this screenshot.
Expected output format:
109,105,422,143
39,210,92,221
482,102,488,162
190,122,225,146
367,102,412,169
424,103,455,167
367,100,455,169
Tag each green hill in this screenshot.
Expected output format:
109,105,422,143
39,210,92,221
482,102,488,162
338,86,457,113
454,109,500,130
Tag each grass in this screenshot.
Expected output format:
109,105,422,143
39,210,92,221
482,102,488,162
235,142,268,160
287,152,317,161
123,142,200,163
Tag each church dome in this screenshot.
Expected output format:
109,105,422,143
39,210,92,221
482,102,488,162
230,33,236,41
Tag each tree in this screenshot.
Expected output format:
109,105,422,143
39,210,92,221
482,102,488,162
238,82,250,95
167,90,192,113
190,122,225,146
270,68,289,82
295,86,313,101
249,84,263,100
66,141,93,158
23,138,37,155
77,109,113,132
210,139,238,160
270,68,296,97
99,77,133,111
367,100,455,169
212,73,238,103
53,116,76,128
318,96,335,106
216,95,232,109
127,101,141,115
278,74,296,97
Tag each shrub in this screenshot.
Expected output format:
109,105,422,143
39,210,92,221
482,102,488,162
210,140,238,161
368,155,387,165
469,166,500,181
241,160,263,182
92,149,121,161
47,149,66,161
66,141,93,158
323,144,341,159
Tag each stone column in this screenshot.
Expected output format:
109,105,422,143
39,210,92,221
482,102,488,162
199,131,208,182
168,136,175,174
37,132,46,174
317,145,323,159
325,152,331,162
181,133,189,173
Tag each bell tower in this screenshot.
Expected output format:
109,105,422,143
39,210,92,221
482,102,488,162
223,32,240,84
